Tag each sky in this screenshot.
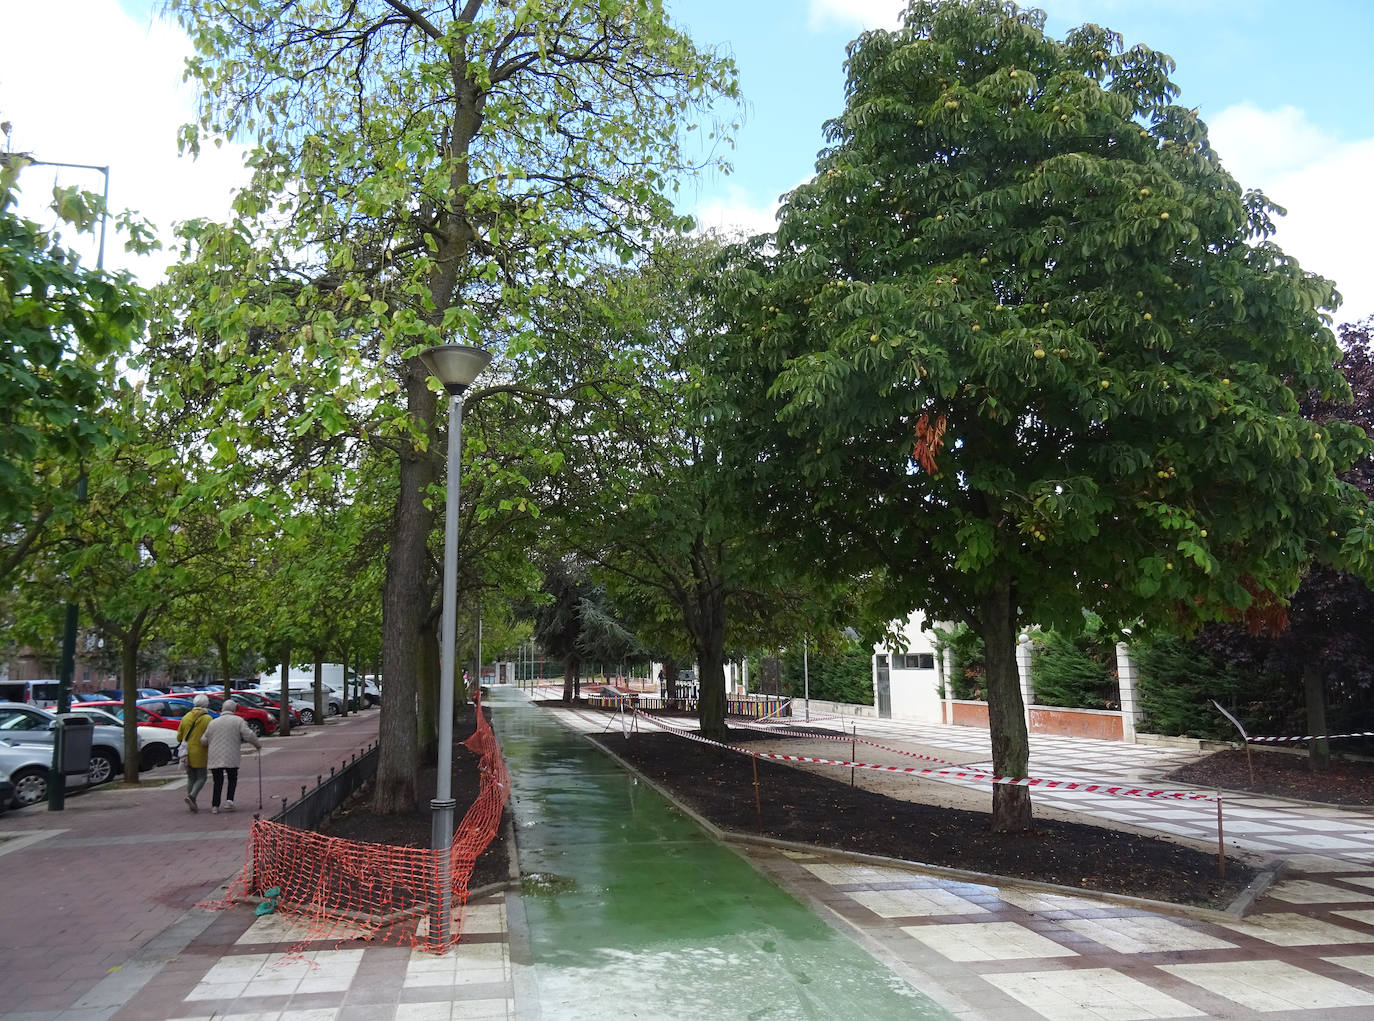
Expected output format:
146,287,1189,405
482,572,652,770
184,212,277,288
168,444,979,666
3,0,1371,324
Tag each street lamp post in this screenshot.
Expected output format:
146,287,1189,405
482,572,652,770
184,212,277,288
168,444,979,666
3,152,111,811
417,342,491,950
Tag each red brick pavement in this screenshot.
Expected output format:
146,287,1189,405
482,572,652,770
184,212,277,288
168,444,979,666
0,710,380,1018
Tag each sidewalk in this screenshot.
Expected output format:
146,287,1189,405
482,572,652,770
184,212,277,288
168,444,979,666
0,710,382,1020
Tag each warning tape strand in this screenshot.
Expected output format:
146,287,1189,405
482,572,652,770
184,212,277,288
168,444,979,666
1247,730,1374,743
629,708,1215,802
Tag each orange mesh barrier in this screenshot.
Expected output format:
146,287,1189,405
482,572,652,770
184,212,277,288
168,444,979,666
208,697,510,953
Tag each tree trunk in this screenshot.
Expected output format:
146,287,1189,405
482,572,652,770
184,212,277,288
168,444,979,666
375,369,439,814
1303,659,1331,770
313,656,325,724
417,615,439,763
338,645,350,717
118,623,143,785
215,634,231,692
976,578,1033,832
562,655,581,703
694,590,729,742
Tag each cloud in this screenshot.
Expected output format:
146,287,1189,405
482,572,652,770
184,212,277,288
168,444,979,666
1208,104,1374,325
692,183,784,239
807,0,904,32
0,0,250,282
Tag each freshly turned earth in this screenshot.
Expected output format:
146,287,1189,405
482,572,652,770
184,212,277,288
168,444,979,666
595,722,1258,910
320,704,513,892
322,702,1369,911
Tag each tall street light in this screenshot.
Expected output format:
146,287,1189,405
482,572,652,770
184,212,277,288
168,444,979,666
417,342,491,949
3,151,111,810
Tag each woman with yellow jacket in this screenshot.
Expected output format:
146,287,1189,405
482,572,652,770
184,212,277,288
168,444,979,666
175,694,214,812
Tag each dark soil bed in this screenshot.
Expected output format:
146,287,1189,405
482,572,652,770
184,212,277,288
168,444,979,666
1165,747,1374,806
318,704,512,892
596,723,1258,911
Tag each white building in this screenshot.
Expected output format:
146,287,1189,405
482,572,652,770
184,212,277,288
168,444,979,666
872,612,945,723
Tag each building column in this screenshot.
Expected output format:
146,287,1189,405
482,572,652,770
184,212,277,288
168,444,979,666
940,647,956,724
1017,634,1034,728
1116,642,1142,743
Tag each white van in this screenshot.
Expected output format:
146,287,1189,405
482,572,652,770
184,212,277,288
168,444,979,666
0,680,63,708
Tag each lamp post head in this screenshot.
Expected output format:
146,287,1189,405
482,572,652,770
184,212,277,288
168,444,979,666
418,343,492,396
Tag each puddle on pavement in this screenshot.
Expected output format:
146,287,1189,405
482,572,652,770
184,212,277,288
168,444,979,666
521,871,578,896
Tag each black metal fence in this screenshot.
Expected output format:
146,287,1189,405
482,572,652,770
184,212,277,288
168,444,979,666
269,740,380,831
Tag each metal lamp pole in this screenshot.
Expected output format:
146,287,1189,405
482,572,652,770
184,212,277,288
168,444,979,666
417,343,491,949
3,154,111,810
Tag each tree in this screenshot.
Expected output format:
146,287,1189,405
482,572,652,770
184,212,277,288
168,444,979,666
169,0,739,813
710,0,1374,830
1191,319,1374,765
538,234,847,741
0,168,146,585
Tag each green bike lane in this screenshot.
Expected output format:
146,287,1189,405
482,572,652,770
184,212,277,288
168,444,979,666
492,688,953,1020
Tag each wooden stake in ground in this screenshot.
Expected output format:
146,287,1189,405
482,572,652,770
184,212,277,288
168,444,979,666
1216,791,1226,878
751,756,762,825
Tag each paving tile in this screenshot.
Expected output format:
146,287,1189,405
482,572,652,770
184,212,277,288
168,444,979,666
849,887,989,918
1160,959,1374,1012
1284,854,1373,873
1267,879,1374,904
1057,916,1237,954
1215,911,1374,946
1325,954,1374,979
899,921,1079,962
982,966,1204,1020
996,889,1099,913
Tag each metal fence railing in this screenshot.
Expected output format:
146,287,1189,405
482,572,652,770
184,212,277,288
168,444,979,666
269,741,379,831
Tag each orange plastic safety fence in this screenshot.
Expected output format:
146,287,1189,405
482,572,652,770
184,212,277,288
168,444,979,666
208,698,510,953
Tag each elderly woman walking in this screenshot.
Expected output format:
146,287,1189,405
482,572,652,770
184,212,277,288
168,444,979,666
200,700,262,814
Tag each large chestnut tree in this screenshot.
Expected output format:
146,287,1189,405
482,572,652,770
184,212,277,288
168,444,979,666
708,0,1374,831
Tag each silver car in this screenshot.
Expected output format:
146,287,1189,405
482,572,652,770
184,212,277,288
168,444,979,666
0,701,127,791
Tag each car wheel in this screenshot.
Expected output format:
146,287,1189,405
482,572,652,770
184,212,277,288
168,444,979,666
326,702,340,717
366,694,379,707
10,766,47,807
87,750,118,786
299,708,316,725
247,718,264,738
148,744,172,769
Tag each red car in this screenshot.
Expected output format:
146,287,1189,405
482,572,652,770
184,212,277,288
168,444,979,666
71,700,181,731
231,690,303,728
138,695,277,738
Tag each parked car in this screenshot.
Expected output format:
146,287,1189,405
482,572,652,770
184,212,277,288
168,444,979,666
64,707,178,770
72,700,182,731
286,685,344,719
0,741,96,808
148,693,276,737
0,701,126,787
229,690,305,727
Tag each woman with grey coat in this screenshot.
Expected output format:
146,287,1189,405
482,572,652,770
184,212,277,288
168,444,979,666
200,700,262,813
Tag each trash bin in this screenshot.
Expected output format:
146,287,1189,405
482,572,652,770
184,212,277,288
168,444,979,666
55,714,94,777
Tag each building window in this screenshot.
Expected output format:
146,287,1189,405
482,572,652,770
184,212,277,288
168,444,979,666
893,653,934,670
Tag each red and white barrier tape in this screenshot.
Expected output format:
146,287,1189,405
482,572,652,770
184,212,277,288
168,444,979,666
1248,730,1374,743
738,721,968,770
629,708,1215,802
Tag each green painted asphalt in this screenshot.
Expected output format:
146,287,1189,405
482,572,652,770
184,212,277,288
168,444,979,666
492,689,951,1020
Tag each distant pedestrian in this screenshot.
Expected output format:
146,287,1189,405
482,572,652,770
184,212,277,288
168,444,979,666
200,699,262,814
176,694,214,813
